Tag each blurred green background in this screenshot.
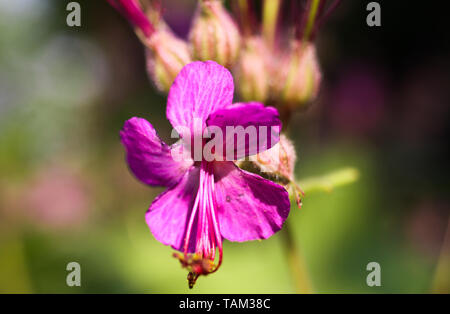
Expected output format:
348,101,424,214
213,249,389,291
0,0,449,293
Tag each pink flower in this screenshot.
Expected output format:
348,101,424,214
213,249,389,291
120,61,290,287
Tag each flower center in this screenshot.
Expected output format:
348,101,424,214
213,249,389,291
175,160,223,288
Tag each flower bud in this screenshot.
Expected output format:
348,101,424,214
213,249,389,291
272,41,322,108
237,134,296,185
145,30,192,92
250,134,296,183
189,0,241,68
236,37,270,103
237,135,305,207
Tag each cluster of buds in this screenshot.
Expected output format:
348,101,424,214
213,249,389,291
234,0,334,113
108,0,336,109
108,0,240,92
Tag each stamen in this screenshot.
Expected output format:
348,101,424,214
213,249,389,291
183,175,201,256
176,161,223,288
208,163,223,272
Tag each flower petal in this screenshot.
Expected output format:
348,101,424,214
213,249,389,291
213,162,290,241
166,61,234,131
146,167,200,252
120,117,193,187
206,102,281,160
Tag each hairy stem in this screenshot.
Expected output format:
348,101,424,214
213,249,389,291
280,221,312,293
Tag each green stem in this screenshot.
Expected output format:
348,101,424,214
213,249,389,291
280,221,312,293
262,0,281,48
278,119,312,293
431,218,450,293
302,0,321,43
298,167,360,195
0,232,32,293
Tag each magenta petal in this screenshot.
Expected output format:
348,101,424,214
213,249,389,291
213,162,290,241
206,102,281,160
120,117,193,187
146,167,200,252
166,61,234,132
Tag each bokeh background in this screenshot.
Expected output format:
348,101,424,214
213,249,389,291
0,0,449,293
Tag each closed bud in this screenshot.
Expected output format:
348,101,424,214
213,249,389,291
145,30,192,92
250,134,296,183
238,135,296,185
236,37,270,103
189,0,241,67
238,135,304,207
273,41,322,108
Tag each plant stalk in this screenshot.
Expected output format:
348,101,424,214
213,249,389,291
280,220,312,293
262,0,282,48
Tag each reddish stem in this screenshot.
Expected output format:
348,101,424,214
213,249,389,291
310,0,342,39
107,0,155,38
